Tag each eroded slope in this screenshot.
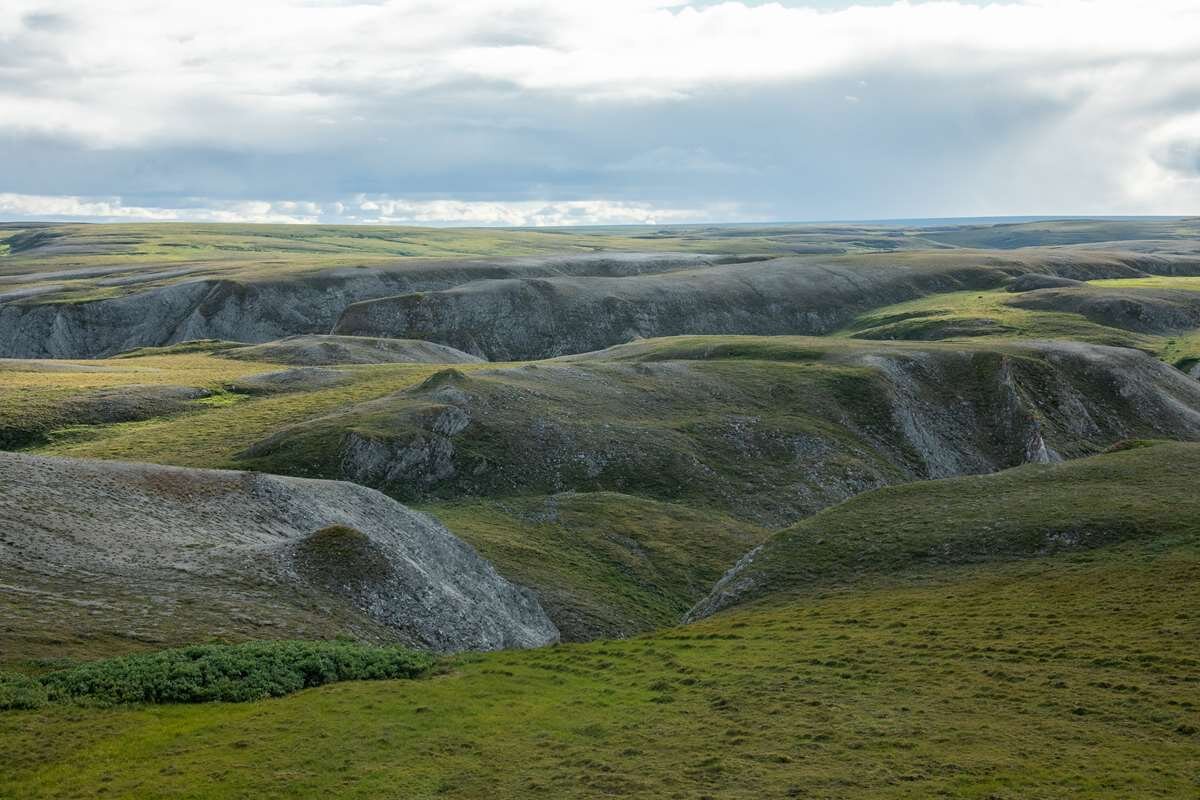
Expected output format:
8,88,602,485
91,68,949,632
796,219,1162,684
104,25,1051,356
0,452,557,659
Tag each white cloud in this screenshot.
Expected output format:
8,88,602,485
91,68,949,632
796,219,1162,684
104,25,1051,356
1,1,1199,219
0,192,740,226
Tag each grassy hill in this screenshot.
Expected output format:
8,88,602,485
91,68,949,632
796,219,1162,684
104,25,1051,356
691,440,1200,616
2,523,1196,798
6,334,1200,641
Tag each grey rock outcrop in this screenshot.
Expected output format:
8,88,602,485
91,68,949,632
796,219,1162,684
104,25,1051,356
0,253,727,359
331,252,1171,360
0,452,558,652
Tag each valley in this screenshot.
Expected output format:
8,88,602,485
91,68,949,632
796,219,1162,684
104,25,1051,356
2,219,1199,798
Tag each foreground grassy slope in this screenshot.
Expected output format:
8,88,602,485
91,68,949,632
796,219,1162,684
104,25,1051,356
2,534,1196,799
692,441,1200,617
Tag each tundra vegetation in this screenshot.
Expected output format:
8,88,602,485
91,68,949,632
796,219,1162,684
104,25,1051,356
2,219,1199,798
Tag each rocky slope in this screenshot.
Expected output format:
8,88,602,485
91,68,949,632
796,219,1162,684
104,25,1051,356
0,253,729,359
0,452,558,654
235,336,1200,527
331,251,1190,360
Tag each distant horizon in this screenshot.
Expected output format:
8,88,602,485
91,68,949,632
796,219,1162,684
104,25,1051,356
2,214,1195,230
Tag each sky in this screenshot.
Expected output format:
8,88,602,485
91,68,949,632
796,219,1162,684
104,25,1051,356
1,0,1198,226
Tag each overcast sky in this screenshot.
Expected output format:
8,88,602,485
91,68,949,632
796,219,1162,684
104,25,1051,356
1,1,1198,225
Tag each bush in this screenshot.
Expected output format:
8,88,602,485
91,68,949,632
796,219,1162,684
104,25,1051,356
8,641,433,709
0,672,49,711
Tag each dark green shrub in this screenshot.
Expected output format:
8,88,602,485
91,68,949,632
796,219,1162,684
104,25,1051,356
21,640,433,708
0,672,49,711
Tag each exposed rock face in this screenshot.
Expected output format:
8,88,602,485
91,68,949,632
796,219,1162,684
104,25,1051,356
1006,286,1200,334
235,338,1200,527
331,253,1166,360
0,253,726,359
0,452,558,652
222,334,485,365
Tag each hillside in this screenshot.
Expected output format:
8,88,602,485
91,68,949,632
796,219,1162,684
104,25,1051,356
0,452,556,662
6,220,1200,360
330,249,1199,360
4,517,1196,798
7,331,1200,640
691,440,1200,617
237,337,1200,519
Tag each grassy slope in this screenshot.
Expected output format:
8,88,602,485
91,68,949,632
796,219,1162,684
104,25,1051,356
841,279,1200,368
8,336,1200,643
0,352,478,467
843,287,1157,347
423,494,768,640
1,347,777,642
693,441,1200,615
1,535,1196,799
918,217,1200,249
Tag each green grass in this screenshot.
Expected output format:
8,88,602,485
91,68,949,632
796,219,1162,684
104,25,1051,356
0,348,487,467
422,493,767,640
840,280,1200,369
1090,276,1200,291
1,537,1196,798
0,641,432,710
841,288,1158,347
696,440,1200,613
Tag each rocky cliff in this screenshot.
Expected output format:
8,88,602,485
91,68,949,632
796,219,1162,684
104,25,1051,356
331,252,1179,360
0,253,726,358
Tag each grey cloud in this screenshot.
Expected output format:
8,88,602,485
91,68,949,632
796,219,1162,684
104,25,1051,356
21,11,72,31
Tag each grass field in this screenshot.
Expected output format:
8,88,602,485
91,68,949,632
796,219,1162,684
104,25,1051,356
1,536,1196,799
841,288,1156,347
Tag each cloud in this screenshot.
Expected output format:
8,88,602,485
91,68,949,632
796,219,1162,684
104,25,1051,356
1,1,1199,221
0,192,740,226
